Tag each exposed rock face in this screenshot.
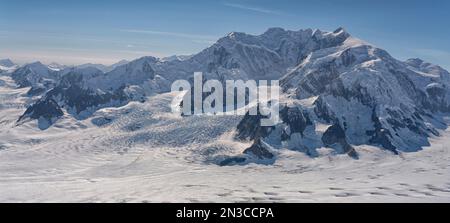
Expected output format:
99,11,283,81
234,105,317,159
243,139,274,159
279,106,312,137
18,98,64,129
366,108,398,154
218,139,274,166
235,108,274,141
0,59,15,68
322,123,358,159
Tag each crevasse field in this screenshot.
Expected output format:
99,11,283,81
1,75,449,203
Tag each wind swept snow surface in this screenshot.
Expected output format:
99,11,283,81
0,79,449,202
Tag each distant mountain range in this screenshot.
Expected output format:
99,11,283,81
3,27,450,162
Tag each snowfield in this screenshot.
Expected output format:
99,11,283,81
1,76,449,203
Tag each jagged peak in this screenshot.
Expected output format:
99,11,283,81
333,27,347,34
221,31,251,43
17,61,51,73
0,58,15,67
405,58,426,66
312,28,324,37
106,56,158,74
26,61,46,67
227,31,247,38
405,58,450,76
133,56,158,63
66,66,103,74
263,27,286,35
114,59,129,64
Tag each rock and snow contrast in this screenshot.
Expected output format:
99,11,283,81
1,28,450,202
0,59,18,74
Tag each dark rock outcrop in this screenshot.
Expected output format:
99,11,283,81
243,139,274,159
18,98,63,123
235,107,275,141
322,123,358,159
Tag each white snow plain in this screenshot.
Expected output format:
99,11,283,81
0,75,450,203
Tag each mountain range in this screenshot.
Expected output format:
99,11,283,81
2,27,450,164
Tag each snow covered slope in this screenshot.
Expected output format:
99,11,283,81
0,80,449,202
0,59,18,73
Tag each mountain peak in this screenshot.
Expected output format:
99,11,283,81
333,27,346,34
0,59,15,67
112,59,129,65
225,31,249,41
264,27,286,35
405,58,426,67
27,61,46,67
405,58,450,76
47,62,67,71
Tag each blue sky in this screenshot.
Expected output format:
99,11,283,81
1,0,449,69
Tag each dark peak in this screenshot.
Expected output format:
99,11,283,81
332,27,350,39
134,56,158,63
406,58,425,66
74,66,103,74
312,28,324,37
333,27,346,34
116,59,129,63
264,27,286,35
0,59,15,67
405,58,435,69
112,59,129,66
26,61,47,68
225,31,249,40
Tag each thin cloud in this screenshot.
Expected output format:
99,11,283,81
120,29,218,41
223,2,285,15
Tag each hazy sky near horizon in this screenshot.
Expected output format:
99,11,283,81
1,0,450,69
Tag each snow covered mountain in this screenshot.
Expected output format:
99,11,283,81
76,59,130,73
47,62,68,71
228,28,450,164
10,61,60,96
0,59,18,73
0,59,16,68
17,57,170,128
161,55,193,62
7,27,450,160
